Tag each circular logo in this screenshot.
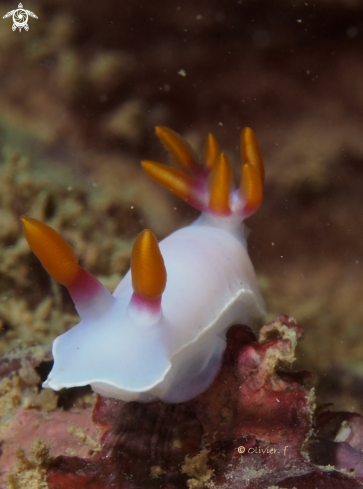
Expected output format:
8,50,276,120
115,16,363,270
13,8,28,30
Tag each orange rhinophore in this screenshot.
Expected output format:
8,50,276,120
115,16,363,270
21,217,80,287
131,229,167,301
22,217,114,312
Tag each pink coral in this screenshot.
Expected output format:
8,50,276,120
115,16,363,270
2,316,363,488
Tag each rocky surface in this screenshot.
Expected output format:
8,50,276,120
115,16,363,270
1,316,363,488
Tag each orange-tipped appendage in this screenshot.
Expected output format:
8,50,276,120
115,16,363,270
241,163,263,213
204,133,220,170
241,127,265,182
21,217,80,287
208,153,233,214
142,160,195,202
131,229,167,301
155,126,200,174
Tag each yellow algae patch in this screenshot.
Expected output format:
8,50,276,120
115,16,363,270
182,449,214,489
6,439,49,489
67,423,101,453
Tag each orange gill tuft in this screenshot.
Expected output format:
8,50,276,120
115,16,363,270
155,126,200,174
240,163,263,213
241,127,265,182
208,153,233,214
203,133,220,171
141,160,196,202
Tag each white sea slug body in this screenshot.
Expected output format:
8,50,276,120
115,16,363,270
21,126,265,403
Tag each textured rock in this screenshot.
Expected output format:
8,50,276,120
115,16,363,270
2,316,363,488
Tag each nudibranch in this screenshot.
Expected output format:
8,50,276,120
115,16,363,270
21,126,265,403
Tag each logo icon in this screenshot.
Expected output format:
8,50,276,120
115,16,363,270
3,3,38,31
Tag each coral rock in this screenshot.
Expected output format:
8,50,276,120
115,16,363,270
2,316,363,489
